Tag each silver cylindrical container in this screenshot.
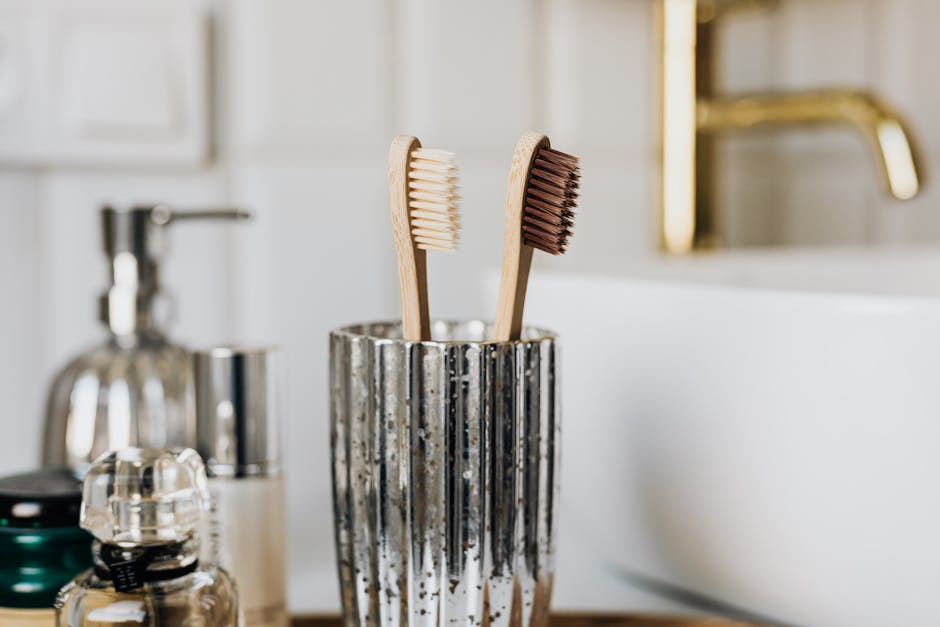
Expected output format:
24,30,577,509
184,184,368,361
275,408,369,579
330,320,560,627
195,346,288,627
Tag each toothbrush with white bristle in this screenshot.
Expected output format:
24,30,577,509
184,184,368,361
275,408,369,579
388,135,461,341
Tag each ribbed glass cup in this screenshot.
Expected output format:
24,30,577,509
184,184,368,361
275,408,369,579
330,321,560,627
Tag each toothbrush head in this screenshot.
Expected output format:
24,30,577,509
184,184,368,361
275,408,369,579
408,148,461,252
522,146,580,255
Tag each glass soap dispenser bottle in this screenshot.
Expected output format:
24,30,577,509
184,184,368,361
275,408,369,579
55,447,239,627
42,205,250,472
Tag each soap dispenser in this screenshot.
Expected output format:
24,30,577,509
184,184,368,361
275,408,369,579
42,205,250,472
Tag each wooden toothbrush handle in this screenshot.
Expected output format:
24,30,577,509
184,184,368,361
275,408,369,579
389,135,431,341
493,244,534,342
493,132,549,342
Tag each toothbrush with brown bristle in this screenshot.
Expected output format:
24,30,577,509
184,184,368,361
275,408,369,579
493,131,581,341
389,135,461,341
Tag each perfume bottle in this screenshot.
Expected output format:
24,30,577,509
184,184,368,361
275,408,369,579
55,448,238,627
194,347,287,627
42,205,250,472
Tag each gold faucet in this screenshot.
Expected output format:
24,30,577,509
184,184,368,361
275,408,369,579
658,0,924,254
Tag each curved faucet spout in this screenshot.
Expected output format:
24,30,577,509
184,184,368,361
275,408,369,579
697,90,923,200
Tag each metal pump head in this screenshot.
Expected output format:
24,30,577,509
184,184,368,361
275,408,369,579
98,205,251,338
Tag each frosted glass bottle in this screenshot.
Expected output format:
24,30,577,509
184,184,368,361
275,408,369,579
195,348,288,627
55,448,239,627
208,478,286,627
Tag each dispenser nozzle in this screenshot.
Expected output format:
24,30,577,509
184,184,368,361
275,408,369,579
99,204,253,339
150,205,253,226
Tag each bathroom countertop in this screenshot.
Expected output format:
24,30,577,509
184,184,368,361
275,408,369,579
291,614,760,627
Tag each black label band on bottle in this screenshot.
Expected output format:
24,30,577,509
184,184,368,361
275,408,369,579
101,547,158,593
107,558,148,593
96,545,199,591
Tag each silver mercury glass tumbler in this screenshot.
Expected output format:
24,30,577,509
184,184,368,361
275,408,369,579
330,321,560,627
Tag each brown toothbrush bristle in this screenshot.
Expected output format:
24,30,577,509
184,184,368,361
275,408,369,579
522,147,581,255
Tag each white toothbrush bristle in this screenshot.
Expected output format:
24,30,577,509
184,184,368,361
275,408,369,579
408,148,461,252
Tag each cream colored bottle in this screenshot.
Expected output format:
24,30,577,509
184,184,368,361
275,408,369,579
195,347,288,627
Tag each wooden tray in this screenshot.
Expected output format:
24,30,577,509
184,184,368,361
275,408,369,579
291,614,761,627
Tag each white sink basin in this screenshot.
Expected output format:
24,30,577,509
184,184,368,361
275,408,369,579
523,250,940,627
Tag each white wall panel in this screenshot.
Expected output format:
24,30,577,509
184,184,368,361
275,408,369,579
718,4,786,247
540,0,652,157
536,0,653,267
0,172,42,474
0,0,210,167
0,2,44,164
424,158,515,321
395,0,537,156
776,151,874,245
720,138,785,247
775,0,875,89
229,0,392,156
229,162,398,612
717,6,776,93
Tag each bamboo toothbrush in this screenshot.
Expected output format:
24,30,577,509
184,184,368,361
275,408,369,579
389,135,461,341
493,131,581,341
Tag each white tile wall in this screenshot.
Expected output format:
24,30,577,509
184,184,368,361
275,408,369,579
2,0,940,617
0,0,211,167
538,0,656,266
424,158,518,320
0,172,42,470
228,162,400,609
395,0,537,156
228,0,392,156
775,0,875,90
539,0,652,156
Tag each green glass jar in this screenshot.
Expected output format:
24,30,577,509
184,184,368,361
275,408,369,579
0,469,92,626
